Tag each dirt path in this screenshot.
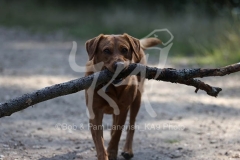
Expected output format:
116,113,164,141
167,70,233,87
0,27,240,160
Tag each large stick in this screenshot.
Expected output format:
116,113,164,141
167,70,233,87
0,62,239,118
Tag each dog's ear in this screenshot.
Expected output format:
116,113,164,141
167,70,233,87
123,33,141,61
85,34,104,61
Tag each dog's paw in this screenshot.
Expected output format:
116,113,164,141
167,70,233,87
108,151,117,160
108,155,117,160
121,152,134,160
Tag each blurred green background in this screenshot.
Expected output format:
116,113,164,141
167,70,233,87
0,0,239,66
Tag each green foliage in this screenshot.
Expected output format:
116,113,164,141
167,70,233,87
0,0,239,66
164,139,180,144
191,17,240,66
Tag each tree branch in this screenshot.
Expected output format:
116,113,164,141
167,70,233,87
0,62,239,118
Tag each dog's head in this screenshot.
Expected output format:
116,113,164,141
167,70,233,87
86,33,141,72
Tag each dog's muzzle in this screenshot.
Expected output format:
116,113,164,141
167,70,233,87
112,61,126,85
113,61,125,71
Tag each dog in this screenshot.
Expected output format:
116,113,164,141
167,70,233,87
85,33,161,160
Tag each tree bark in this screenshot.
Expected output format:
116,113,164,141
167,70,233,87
0,62,239,118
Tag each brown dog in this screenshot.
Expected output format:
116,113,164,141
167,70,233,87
85,34,161,160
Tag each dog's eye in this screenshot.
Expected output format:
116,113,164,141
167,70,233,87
103,48,111,54
121,48,128,54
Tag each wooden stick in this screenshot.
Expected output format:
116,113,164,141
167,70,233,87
0,62,239,118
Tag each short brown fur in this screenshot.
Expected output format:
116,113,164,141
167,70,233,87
85,34,161,160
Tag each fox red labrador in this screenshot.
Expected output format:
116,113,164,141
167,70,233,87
85,33,161,160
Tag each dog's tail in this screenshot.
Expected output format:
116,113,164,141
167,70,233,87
140,38,162,50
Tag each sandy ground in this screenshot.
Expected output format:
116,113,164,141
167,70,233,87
0,27,240,160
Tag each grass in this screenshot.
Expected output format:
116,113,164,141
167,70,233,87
164,139,180,144
0,1,239,66
189,14,240,66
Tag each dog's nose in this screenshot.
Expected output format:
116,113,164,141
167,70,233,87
113,61,125,71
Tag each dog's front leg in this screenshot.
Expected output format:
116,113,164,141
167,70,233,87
107,109,128,160
89,111,108,160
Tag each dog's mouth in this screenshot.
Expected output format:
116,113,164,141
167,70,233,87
112,78,124,85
